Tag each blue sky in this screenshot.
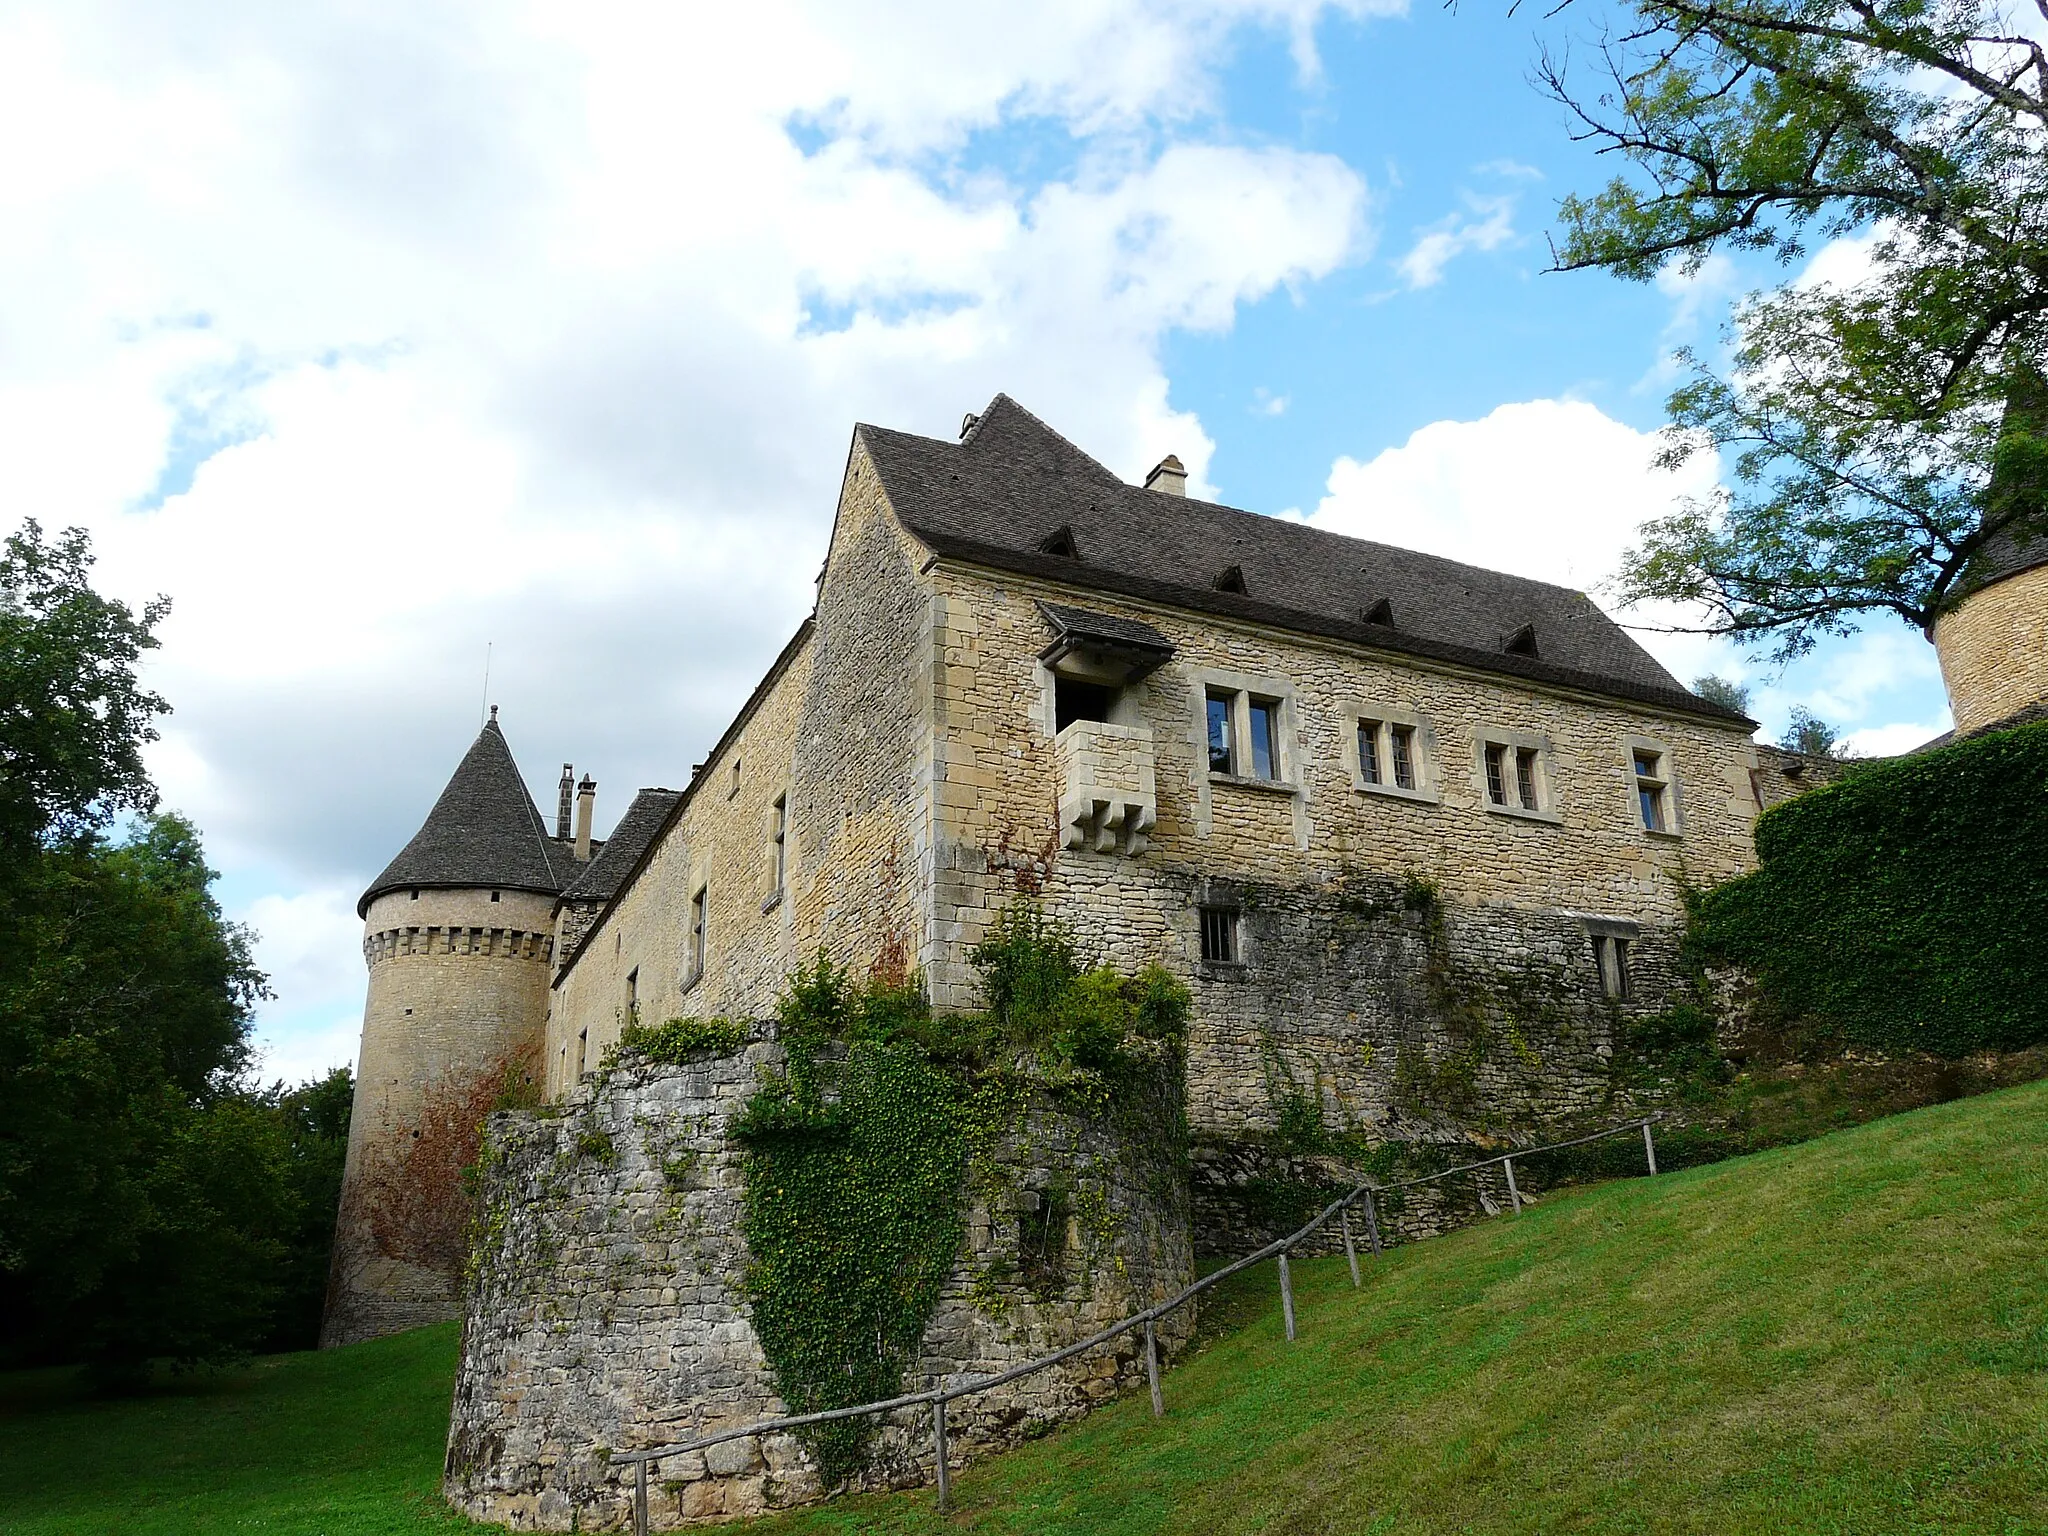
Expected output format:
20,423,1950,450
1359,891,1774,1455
0,1,1949,1082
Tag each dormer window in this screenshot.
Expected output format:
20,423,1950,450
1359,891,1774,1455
1362,597,1394,627
1038,524,1080,558
1503,624,1539,657
1214,564,1246,594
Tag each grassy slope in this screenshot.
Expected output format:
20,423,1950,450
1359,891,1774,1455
6,1081,2046,1535
0,1322,469,1536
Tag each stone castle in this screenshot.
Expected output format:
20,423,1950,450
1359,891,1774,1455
321,394,2047,1520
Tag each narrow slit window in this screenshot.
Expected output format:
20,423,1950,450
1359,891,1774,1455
575,1027,588,1080
625,967,639,1026
1358,720,1382,785
1515,747,1540,810
1484,743,1509,806
688,887,708,982
1199,906,1239,965
1247,698,1278,781
771,795,787,895
1634,750,1669,832
1206,692,1235,775
1389,724,1416,791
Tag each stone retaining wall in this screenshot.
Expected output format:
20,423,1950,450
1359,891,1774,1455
446,1031,1190,1528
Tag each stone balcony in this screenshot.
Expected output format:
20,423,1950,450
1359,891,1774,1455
1056,719,1157,856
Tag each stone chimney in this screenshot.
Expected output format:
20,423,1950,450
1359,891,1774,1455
575,775,596,861
1143,454,1187,496
557,765,574,841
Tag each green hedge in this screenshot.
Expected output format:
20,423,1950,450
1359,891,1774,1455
1693,719,2048,1055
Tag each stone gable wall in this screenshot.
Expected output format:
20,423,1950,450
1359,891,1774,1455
447,1037,1190,1529
549,444,936,1092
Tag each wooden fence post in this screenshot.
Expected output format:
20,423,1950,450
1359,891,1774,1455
1341,1207,1361,1287
634,1459,648,1536
1504,1157,1522,1216
1144,1317,1164,1417
1643,1121,1659,1176
1363,1190,1384,1256
1278,1253,1297,1341
933,1398,950,1510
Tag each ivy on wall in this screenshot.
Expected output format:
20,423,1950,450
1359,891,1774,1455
1693,719,2048,1056
728,907,1190,1488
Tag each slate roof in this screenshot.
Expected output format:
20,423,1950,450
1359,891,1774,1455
359,717,578,915
859,395,1749,724
560,788,684,904
1037,600,1174,656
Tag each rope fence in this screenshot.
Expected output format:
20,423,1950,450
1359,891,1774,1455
615,1115,1665,1532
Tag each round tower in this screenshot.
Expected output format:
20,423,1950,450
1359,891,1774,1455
1932,532,2048,737
321,710,577,1348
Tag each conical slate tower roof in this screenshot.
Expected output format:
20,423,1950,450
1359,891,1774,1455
359,715,572,916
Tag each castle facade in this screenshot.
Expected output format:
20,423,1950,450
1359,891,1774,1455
324,393,2047,1348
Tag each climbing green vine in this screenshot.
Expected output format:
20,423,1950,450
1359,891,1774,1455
731,904,1189,1487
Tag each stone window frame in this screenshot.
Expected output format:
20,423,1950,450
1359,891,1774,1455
1193,667,1300,793
1579,914,1641,1001
683,882,708,993
624,966,640,1028
1338,699,1440,805
1195,901,1247,978
1623,733,1686,840
1033,657,1147,740
762,793,789,912
1472,725,1564,825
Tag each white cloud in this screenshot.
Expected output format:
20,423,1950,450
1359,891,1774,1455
1251,387,1289,416
1300,397,1740,675
0,1,1383,1040
1841,720,1946,757
1395,191,1515,289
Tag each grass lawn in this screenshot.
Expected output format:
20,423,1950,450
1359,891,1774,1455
6,1080,2046,1534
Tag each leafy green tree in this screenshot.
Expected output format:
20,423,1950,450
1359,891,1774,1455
0,815,284,1383
256,1067,354,1353
1780,706,1849,757
1540,0,2048,657
0,522,319,1382
1693,674,1754,715
0,520,168,858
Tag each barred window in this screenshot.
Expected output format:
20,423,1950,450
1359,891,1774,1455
1199,905,1240,965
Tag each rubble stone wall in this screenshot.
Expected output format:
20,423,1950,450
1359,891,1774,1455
448,1035,1190,1529
920,563,1758,1237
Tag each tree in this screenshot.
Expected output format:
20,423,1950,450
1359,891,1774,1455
0,520,168,859
1541,0,2048,658
1781,705,1849,756
0,814,285,1383
255,1067,354,1353
1693,673,1754,714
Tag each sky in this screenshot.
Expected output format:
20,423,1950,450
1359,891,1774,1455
0,0,1953,1085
